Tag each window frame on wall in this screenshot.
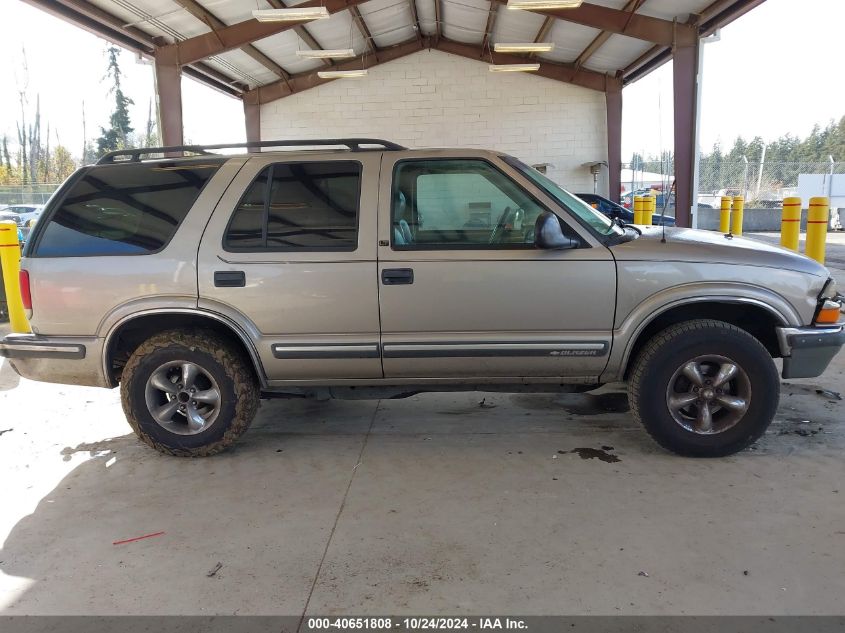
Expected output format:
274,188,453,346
390,157,561,252
223,160,363,253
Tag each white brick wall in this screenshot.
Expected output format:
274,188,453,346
261,49,608,193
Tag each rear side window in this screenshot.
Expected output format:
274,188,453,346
34,159,225,257
224,161,361,251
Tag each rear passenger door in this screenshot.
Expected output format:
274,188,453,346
198,153,382,383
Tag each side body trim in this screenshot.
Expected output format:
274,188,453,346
272,344,380,359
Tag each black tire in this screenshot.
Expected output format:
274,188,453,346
120,329,259,456
628,319,779,457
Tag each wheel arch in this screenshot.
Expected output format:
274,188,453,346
102,309,267,389
619,298,789,381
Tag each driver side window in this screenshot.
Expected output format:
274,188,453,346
391,159,547,249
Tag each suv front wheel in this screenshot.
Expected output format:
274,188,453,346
628,319,779,457
120,330,259,456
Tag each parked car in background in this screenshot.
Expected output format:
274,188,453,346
3,204,44,226
577,193,675,226
0,208,23,226
620,188,675,211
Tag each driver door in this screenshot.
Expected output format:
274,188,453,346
377,153,617,380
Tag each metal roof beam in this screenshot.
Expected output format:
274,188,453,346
528,16,555,58
349,5,380,60
493,0,696,46
481,1,499,51
266,0,332,66
573,0,643,68
244,37,429,105
409,0,423,43
433,39,618,92
157,0,370,67
171,0,292,85
697,0,767,36
21,0,244,96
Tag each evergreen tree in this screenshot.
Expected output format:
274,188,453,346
96,46,134,156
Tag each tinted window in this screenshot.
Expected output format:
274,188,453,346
225,161,361,251
392,159,547,249
35,159,225,256
225,169,267,250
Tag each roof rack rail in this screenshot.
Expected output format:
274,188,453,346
97,138,407,165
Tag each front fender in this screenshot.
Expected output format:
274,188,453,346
603,279,804,383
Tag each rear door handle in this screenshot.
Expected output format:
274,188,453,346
381,268,414,285
214,271,246,287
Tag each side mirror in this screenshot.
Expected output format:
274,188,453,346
535,211,579,250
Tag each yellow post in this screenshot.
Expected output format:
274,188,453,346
731,196,745,236
780,197,801,251
0,221,30,333
633,195,644,224
644,196,655,226
805,196,829,264
719,196,732,233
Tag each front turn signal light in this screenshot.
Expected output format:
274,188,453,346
816,299,842,325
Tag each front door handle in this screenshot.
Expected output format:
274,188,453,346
214,271,246,287
381,268,414,285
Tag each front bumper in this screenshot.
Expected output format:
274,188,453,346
776,324,845,379
0,333,109,387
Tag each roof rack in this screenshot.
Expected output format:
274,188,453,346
97,138,407,165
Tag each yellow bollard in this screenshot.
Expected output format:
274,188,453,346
731,196,745,236
0,221,31,333
633,196,644,225
719,196,732,233
644,196,655,226
805,196,829,264
780,197,801,251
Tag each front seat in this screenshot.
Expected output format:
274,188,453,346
393,191,414,245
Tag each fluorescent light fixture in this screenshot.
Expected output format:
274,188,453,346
252,7,330,22
494,42,555,53
488,63,541,72
317,69,368,79
507,0,582,10
296,48,356,59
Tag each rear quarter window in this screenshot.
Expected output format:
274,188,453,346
34,159,226,257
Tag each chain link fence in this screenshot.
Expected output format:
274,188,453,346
622,160,845,208
0,184,63,207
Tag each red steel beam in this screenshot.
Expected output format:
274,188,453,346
494,0,696,47
573,0,643,68
244,101,261,142
158,0,370,67
605,83,622,203
434,39,618,93
154,60,184,146
672,43,699,228
244,38,429,105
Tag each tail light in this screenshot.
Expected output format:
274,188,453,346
19,270,32,311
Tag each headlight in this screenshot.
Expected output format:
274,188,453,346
819,278,838,300
815,279,842,325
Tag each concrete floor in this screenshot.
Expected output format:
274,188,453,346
0,244,843,616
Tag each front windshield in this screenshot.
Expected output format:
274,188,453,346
502,156,623,237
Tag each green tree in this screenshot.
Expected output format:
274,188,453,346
96,46,134,156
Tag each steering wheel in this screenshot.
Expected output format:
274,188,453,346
488,206,517,245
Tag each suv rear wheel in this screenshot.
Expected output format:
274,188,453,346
628,319,779,457
120,330,259,456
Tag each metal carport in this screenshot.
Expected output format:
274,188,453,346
23,0,766,226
